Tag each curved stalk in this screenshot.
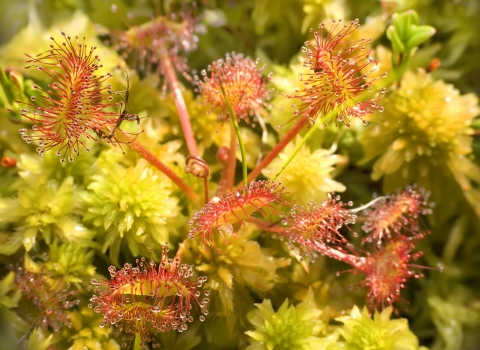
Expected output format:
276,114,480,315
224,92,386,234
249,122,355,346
117,131,200,203
248,217,365,268
154,42,198,156
243,116,309,185
272,122,316,181
350,196,388,213
230,113,248,188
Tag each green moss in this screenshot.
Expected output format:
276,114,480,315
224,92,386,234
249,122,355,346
335,306,426,350
83,158,184,265
245,289,326,350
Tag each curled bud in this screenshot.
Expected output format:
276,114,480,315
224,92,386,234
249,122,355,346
185,155,210,178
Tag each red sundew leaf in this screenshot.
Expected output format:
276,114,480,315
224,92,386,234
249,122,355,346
359,234,427,311
293,19,387,126
188,181,290,253
111,6,199,88
361,186,433,245
285,193,357,261
16,33,132,162
194,52,272,124
14,261,80,332
89,245,209,349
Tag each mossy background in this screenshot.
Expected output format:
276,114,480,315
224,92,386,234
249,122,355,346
0,0,480,349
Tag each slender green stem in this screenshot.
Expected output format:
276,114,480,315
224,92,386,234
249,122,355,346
117,131,200,203
243,117,309,186
225,123,237,191
230,111,247,187
392,50,412,83
272,87,386,181
272,106,340,181
133,333,142,350
220,83,248,187
272,122,316,181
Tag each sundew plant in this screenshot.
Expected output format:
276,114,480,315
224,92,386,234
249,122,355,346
0,0,480,349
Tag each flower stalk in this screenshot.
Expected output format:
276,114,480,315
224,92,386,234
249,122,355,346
226,124,237,192
245,116,309,184
154,42,198,156
117,131,200,202
220,83,248,188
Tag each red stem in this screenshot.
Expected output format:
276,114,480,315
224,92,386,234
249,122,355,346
214,146,229,197
311,241,365,269
246,217,289,233
203,177,209,204
155,43,198,156
242,117,309,186
249,217,365,268
118,132,200,203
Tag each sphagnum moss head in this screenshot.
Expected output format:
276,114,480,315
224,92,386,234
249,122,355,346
245,290,325,350
292,19,386,126
89,245,209,349
16,33,133,162
82,158,183,265
190,223,290,338
262,139,347,205
359,70,480,197
0,175,93,254
336,305,424,349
